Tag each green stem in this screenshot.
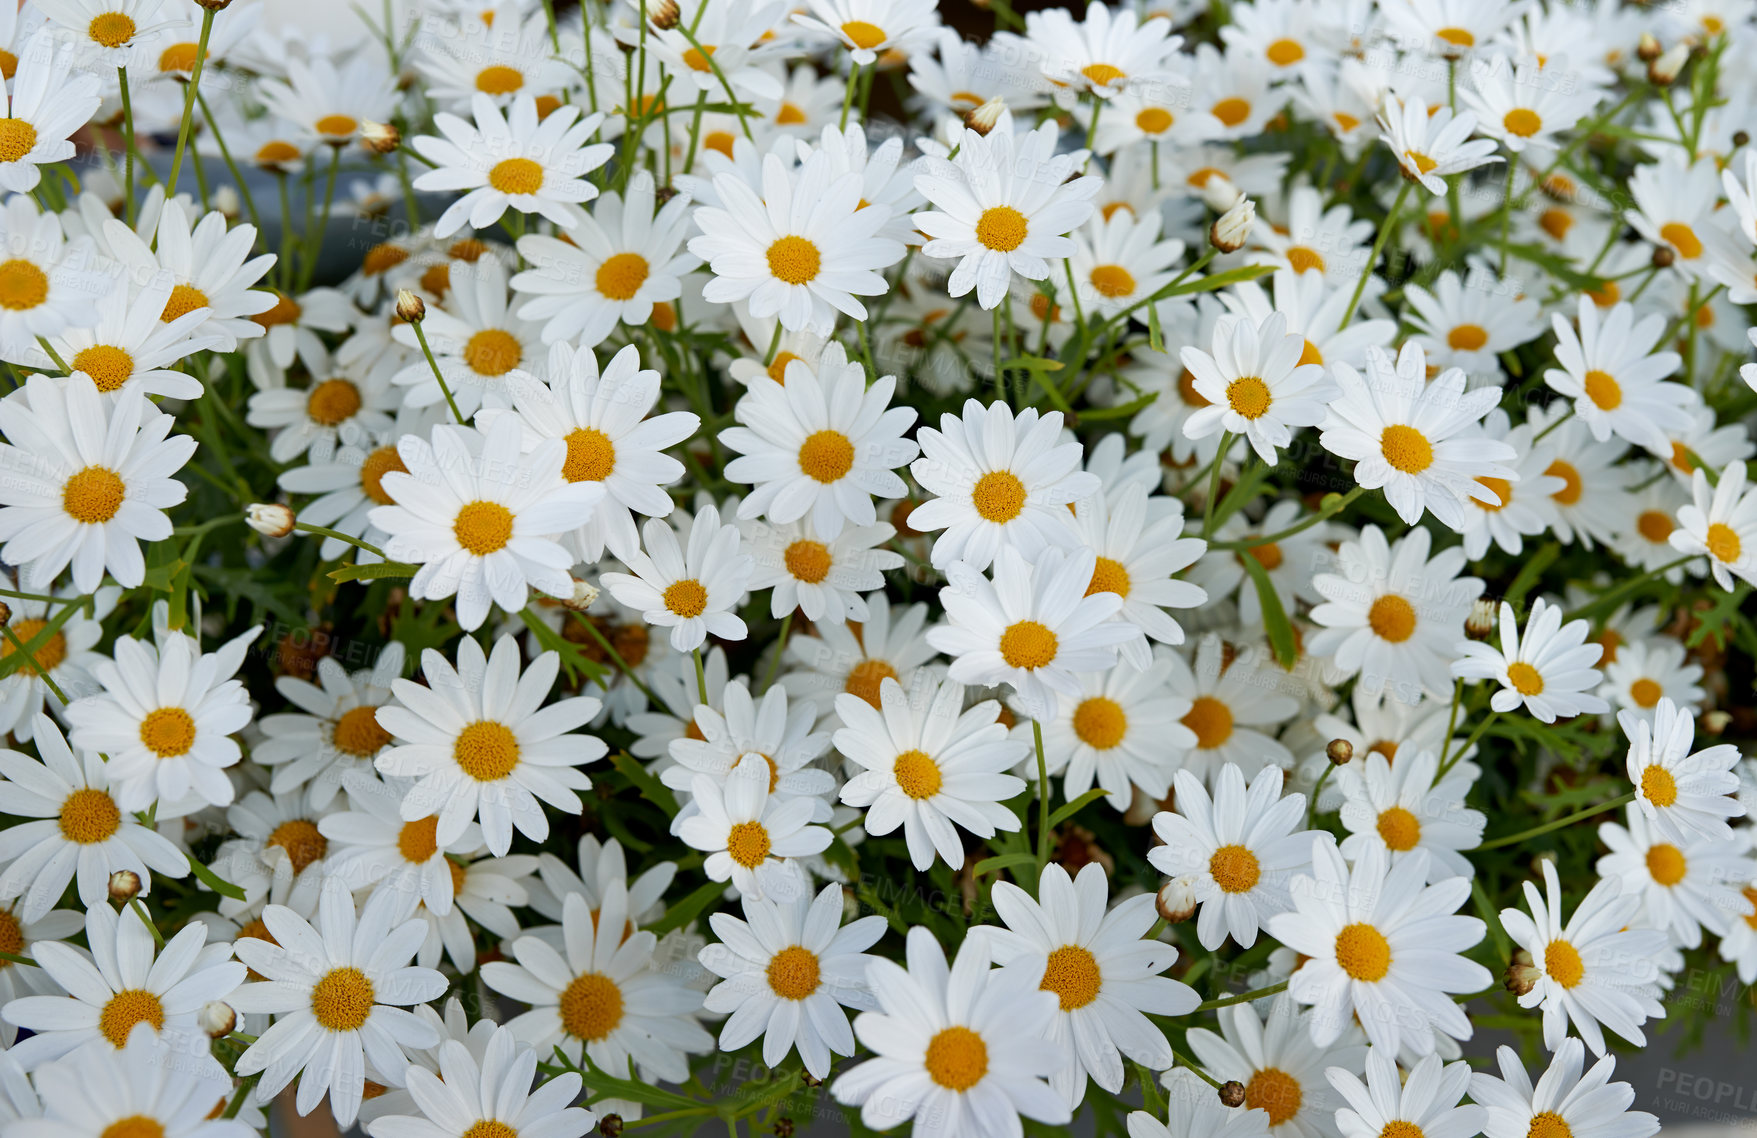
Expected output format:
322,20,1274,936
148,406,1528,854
118,67,135,225
760,611,792,694
692,647,708,703
1196,979,1288,1011
839,61,860,130
293,521,386,560
166,8,215,197
1342,180,1410,327
1200,431,1233,538
1437,710,1497,778
34,337,68,373
1033,718,1051,878
1476,792,1635,850
1567,556,1693,624
409,321,467,424
1209,486,1364,549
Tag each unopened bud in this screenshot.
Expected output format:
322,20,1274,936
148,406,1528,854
1466,597,1497,640
1703,709,1732,735
1198,174,1242,214
1649,44,1689,85
109,869,142,902
245,502,296,538
213,184,241,221
1504,949,1539,997
199,1001,237,1037
799,1072,823,1088
194,0,232,10
0,601,10,626
359,120,400,154
772,1120,794,1138
648,0,680,29
562,578,600,611
1156,876,1198,924
1651,245,1676,268
599,1116,623,1138
396,289,427,323
1326,738,1354,766
1219,1081,1247,1108
1637,32,1663,63
1210,196,1255,253
967,97,1007,136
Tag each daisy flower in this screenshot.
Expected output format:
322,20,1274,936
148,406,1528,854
0,715,187,921
511,170,698,347
601,502,754,652
64,627,254,813
230,877,448,1127
278,440,409,561
34,0,170,65
1600,638,1704,720
1379,0,1527,57
912,113,1102,310
1453,599,1607,724
1670,462,1757,589
253,644,405,808
1378,93,1501,195
1499,858,1669,1057
660,679,835,805
0,196,105,354
721,341,919,539
1529,404,1631,549
1037,649,1194,811
12,1020,252,1138
1544,296,1691,452
1462,53,1603,153
242,285,358,390
2,898,244,1071
41,271,219,401
1469,1040,1659,1138
0,32,101,194
1338,749,1484,881
525,833,677,931
100,197,277,352
482,884,712,1080
1625,156,1726,279
1717,877,1757,984
1184,994,1367,1138
1319,342,1515,530
678,753,832,901
1023,1,1184,99
0,900,78,1044
747,513,903,622
389,256,545,416
689,150,904,334
1181,311,1333,466
835,675,1027,870
256,52,397,149
779,591,939,718
929,546,1135,718
1621,698,1743,844
830,925,1070,1137
413,94,613,238
1401,265,1545,377
210,788,332,918
699,881,886,1078
1596,804,1755,948
372,417,602,632
245,365,399,465
1149,764,1314,951
1328,1048,1484,1138
1310,525,1484,702
980,862,1199,1106
1266,839,1490,1055
1163,634,1298,784
0,579,115,738
1072,483,1208,665
1069,208,1186,317
318,768,482,915
375,634,606,856
791,0,941,65
363,1024,595,1138
910,398,1097,571
411,6,571,114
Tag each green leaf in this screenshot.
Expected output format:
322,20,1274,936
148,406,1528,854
186,854,246,901
1157,263,1275,302
972,851,1037,877
328,561,418,583
1048,788,1109,829
141,559,190,592
610,751,678,815
645,879,725,937
1239,553,1297,669
1075,392,1158,422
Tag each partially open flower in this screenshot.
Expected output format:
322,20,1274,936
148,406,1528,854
1209,196,1256,253
246,502,296,538
1156,875,1198,923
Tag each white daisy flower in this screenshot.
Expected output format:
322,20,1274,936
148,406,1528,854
1402,265,1546,378
835,675,1027,870
230,877,448,1128
1469,1040,1659,1138
1069,208,1187,317
277,439,409,563
1461,52,1603,153
910,398,1097,571
1377,92,1502,195
779,591,940,720
245,364,399,465
661,679,835,806
318,768,482,914
1319,342,1515,530
1184,994,1367,1138
253,644,404,808
1596,804,1755,948
1327,1047,1483,1138
602,502,754,652
1600,639,1704,720
0,900,79,1046
33,0,170,65
1266,839,1490,1055
912,112,1101,310
1670,462,1757,589
1527,403,1630,549
40,272,220,401
678,752,831,901
1544,296,1691,453
375,634,606,856
1072,483,1208,666
1499,858,1669,1057
100,197,277,352
1181,311,1333,466
389,256,544,417
1023,1,1184,99
256,52,397,149
525,833,677,931
830,925,1070,1137
1337,749,1483,881
411,6,571,114
1131,1067,1275,1138
0,579,116,737
12,1019,251,1138
745,517,903,624
363,1023,594,1138
1621,697,1743,844
1149,764,1314,951
1187,499,1326,634
1625,155,1727,280
242,285,358,390
1035,649,1193,811
1452,599,1608,724
1379,0,1527,57
209,788,332,919
699,880,886,1078
790,0,941,65
1163,634,1298,785
0,32,101,194
0,196,107,357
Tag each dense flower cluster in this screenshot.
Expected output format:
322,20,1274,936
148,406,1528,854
0,0,1752,1136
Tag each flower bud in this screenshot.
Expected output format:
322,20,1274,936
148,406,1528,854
1735,131,1751,149
1703,709,1732,735
1650,245,1675,269
773,1120,795,1138
599,1116,624,1138
1326,738,1354,766
199,1001,237,1037
0,601,10,627
1649,44,1689,86
360,120,401,154
967,97,1007,136
799,1071,823,1088
1637,32,1662,63
1198,174,1242,214
1219,1081,1247,1108
648,0,680,30
245,502,296,538
1504,949,1539,997
109,869,142,902
213,184,241,221
396,289,427,323
1156,876,1198,924
1466,597,1497,641
194,0,232,10
1210,196,1255,253
561,578,600,611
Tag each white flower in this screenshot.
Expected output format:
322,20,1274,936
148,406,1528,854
1181,311,1333,465
912,113,1101,309
1129,1067,1274,1138
1599,638,1704,720
1670,462,1757,589
1544,296,1691,452
34,0,170,65
253,645,405,808
1338,749,1483,881
1037,649,1193,811
745,517,903,624
388,256,544,417
602,502,754,651
1070,208,1187,316
1022,1,1185,98
1461,52,1603,153
230,877,448,1127
1149,764,1313,951
1162,634,1298,785
661,680,835,804
699,881,886,1078
1499,859,1669,1057
1452,599,1608,723
831,925,1071,1137
1073,482,1208,665
835,675,1026,870
245,365,398,465
1184,994,1366,1138
1403,265,1546,378
1621,697,1743,844
1595,804,1756,948
1327,1048,1483,1138
255,52,396,149
1377,92,1502,195
363,1023,595,1138
1267,839,1489,1055
779,591,940,721
100,197,278,352
791,0,941,65
0,196,106,355
319,768,482,914
0,33,101,194
43,271,221,401
1469,1040,1659,1138
678,752,832,901
375,634,606,856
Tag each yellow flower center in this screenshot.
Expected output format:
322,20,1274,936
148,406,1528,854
775,103,808,125
139,707,196,758
1544,939,1585,988
559,971,624,1041
972,470,1027,522
1574,367,1624,411
160,283,209,322
1041,944,1102,1010
766,945,820,999
663,578,708,618
844,658,897,708
1380,424,1433,474
475,65,524,94
1706,522,1742,564
975,206,1029,252
1405,150,1438,174
1629,678,1663,709
766,350,799,384
1381,1123,1426,1138
1089,264,1136,298
489,157,544,195
563,427,616,483
1242,540,1283,572
63,465,127,525
1528,1112,1574,1138
256,140,302,166
315,114,359,139
0,908,18,966
1645,842,1686,886
60,787,122,843
1503,108,1543,137
766,235,821,285
0,119,37,163
1266,38,1305,65
1476,476,1512,511
0,259,48,310
999,620,1058,670
1211,97,1251,127
1246,1068,1303,1126
1072,696,1127,749
1659,222,1702,259
1506,662,1545,696
1135,107,1173,134
784,539,832,583
88,11,137,47
453,720,520,781
1546,459,1582,505
1182,696,1234,749
1085,556,1130,598
101,1118,165,1138
726,820,771,868
155,40,197,71
1335,921,1392,981
1636,510,1674,543
1226,376,1272,419
892,749,942,799
1641,763,1678,807
305,378,362,427
1540,208,1573,241
798,429,855,483
0,52,15,82
1368,594,1417,643
1209,843,1261,893
361,445,408,505
99,989,165,1047
397,816,440,863
363,243,409,275
464,328,522,376
461,1122,518,1138
1376,806,1421,851
453,500,514,554
69,345,136,394
1447,324,1489,351
704,130,736,157
1,618,66,675
840,20,887,49
267,818,327,873
1435,27,1475,47
1287,246,1325,274
594,252,650,300
924,1025,988,1091
1082,62,1126,87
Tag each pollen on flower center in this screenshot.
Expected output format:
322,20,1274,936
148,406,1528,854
2,618,66,675
784,539,832,583
1640,763,1678,808
1226,376,1272,419
1645,842,1686,886
1241,540,1283,571
1211,97,1251,127
0,119,37,163
453,500,515,554
1636,510,1673,543
726,820,771,868
256,140,302,165
1629,678,1663,708
664,578,709,618
1376,806,1421,851
1544,939,1585,988
306,378,363,427
99,989,165,1047
975,206,1029,253
489,157,544,195
766,235,821,285
924,1025,988,1091
475,64,524,94
59,787,122,844
1367,594,1417,643
1266,37,1305,65
843,658,897,707
1245,1067,1303,1126
1706,522,1742,563
309,966,375,1032
267,818,327,873
1072,696,1127,749
1089,264,1136,297
139,707,196,758
0,259,48,310
101,1116,166,1138
1577,367,1623,410
1209,843,1261,893
971,470,1027,523
559,971,624,1041
1381,1122,1426,1138
361,445,408,505
999,620,1058,670
798,429,855,483
1182,696,1234,749
74,345,136,392
88,11,137,47
1475,476,1512,511
562,427,616,483
62,465,127,525
1286,246,1325,274
839,19,886,49
1435,26,1475,46
315,114,359,139
1334,921,1392,981
1507,662,1545,696
1503,108,1543,137
1379,424,1433,474
892,748,941,798
1082,62,1126,87
1528,1112,1574,1138
464,328,522,376
1085,556,1130,598
594,252,650,301
1041,944,1102,1010
765,350,800,384
461,1122,517,1138
453,720,520,781
1135,107,1172,133
1546,460,1582,505
397,816,440,863
1447,323,1489,351
1659,222,1702,259
0,909,18,965
1405,150,1438,175
766,944,821,999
